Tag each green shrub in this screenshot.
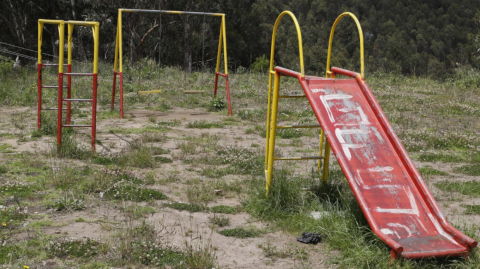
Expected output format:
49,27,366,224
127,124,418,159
251,55,269,73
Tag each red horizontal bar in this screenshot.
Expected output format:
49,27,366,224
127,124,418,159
62,125,92,128
273,67,301,78
331,66,359,78
63,98,93,102
64,73,94,76
216,72,228,77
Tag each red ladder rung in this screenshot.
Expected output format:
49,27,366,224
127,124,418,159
63,98,93,102
42,85,69,88
62,124,92,128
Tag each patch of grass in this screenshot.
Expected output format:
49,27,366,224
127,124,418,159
129,239,185,266
183,241,218,269
0,181,34,198
453,164,480,176
46,238,105,258
209,214,230,227
151,146,170,155
91,154,115,165
199,166,229,178
154,156,173,163
208,97,226,112
186,120,224,129
217,146,263,176
434,180,480,197
164,202,204,213
0,208,27,226
218,227,261,238
104,183,168,201
417,166,449,179
51,195,86,211
0,245,21,264
0,143,14,153
54,133,92,160
140,132,167,143
463,204,480,215
0,165,7,174
210,205,237,214
123,205,156,218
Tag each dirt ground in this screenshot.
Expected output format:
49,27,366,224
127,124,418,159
1,106,341,269
1,104,479,268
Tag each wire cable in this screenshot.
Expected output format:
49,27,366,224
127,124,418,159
0,41,59,58
0,48,37,61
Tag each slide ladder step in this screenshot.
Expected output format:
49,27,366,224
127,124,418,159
274,156,323,161
277,124,320,129
279,95,306,98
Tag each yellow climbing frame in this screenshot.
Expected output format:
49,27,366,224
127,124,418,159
264,11,329,194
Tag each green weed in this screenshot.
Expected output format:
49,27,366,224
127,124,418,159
453,164,480,176
218,227,261,238
104,183,167,202
417,167,449,179
52,195,86,211
46,238,105,258
464,205,480,215
209,214,230,227
164,202,205,213
186,120,224,129
210,205,237,214
435,181,480,197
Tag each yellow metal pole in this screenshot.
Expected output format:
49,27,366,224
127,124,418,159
221,15,228,75
113,15,120,72
266,71,281,194
326,12,364,79
119,10,123,73
58,23,64,73
38,21,43,64
318,129,324,172
67,24,73,65
322,140,331,185
93,23,99,74
265,10,305,178
215,19,223,73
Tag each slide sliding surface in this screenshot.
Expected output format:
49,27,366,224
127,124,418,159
274,66,477,258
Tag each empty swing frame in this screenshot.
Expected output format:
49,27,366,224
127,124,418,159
111,9,232,118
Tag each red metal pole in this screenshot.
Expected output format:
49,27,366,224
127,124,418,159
37,64,42,130
67,64,72,124
119,72,124,118
92,74,97,151
57,72,64,148
111,71,117,110
213,72,219,98
225,75,232,116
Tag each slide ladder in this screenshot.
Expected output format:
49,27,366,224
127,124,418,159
265,11,477,259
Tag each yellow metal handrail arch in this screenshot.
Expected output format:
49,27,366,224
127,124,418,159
326,12,365,79
265,11,305,180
